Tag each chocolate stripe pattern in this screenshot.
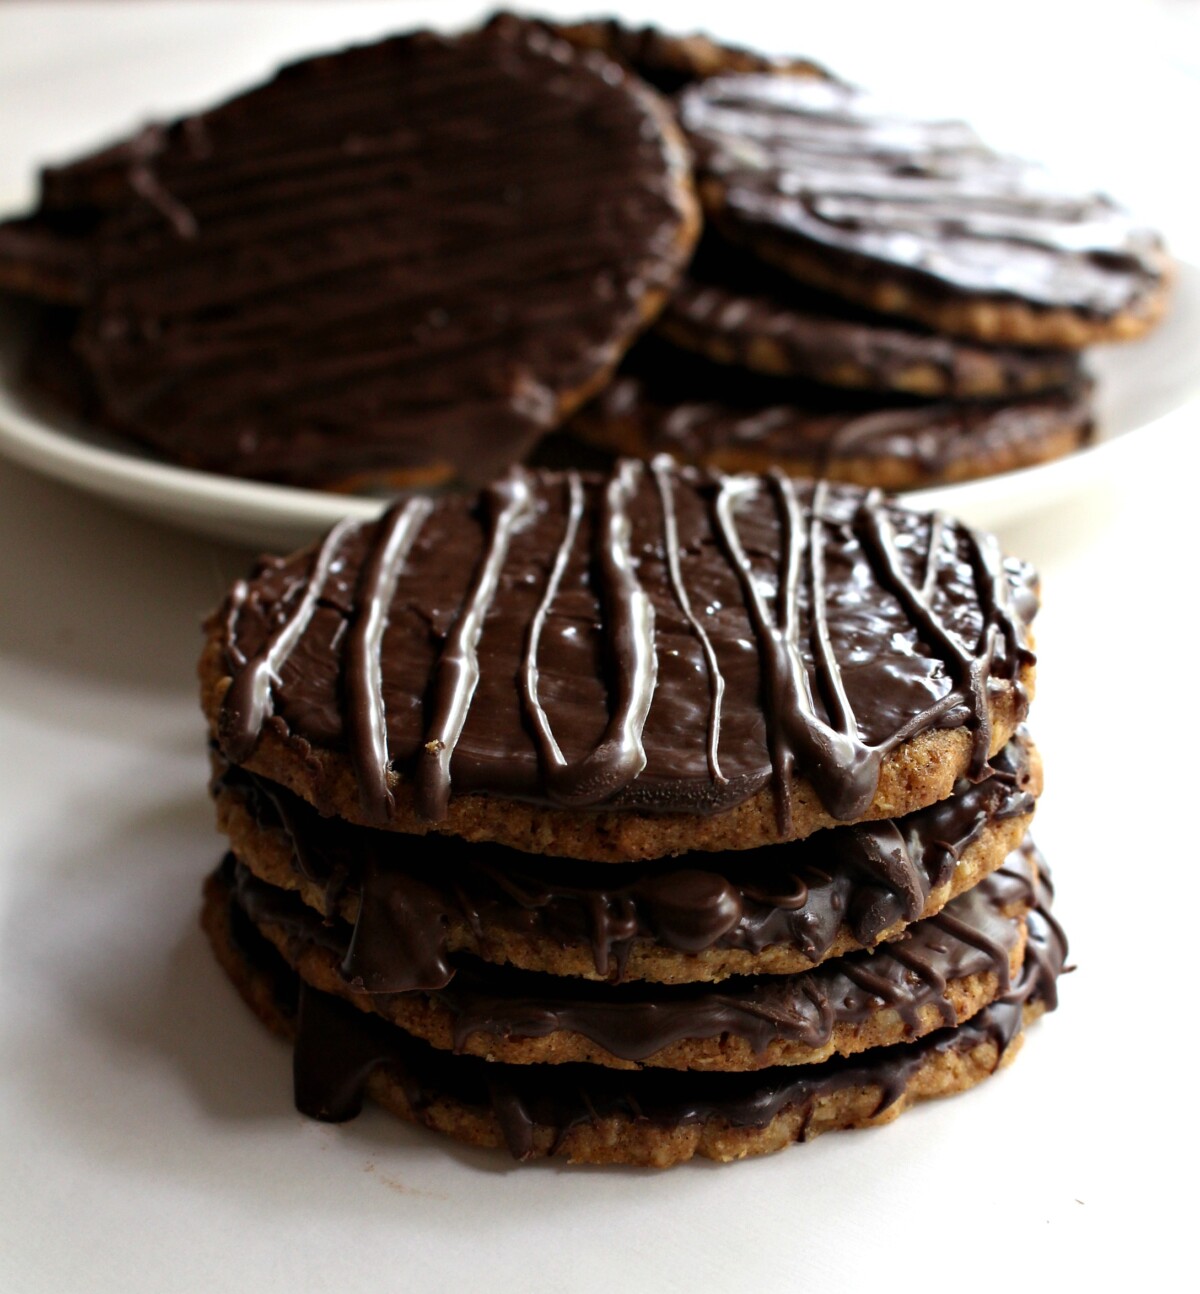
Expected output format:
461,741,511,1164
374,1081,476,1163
680,74,1165,320
216,462,1036,826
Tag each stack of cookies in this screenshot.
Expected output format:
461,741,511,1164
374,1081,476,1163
199,457,1067,1166
0,14,1171,493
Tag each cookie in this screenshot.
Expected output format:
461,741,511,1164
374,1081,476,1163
212,733,1040,984
229,842,1036,1072
679,75,1169,347
199,459,1038,860
657,241,1086,398
200,860,1067,1166
0,15,699,488
544,17,831,92
567,342,1093,488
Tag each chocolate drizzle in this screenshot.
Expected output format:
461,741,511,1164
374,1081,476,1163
233,842,1035,1065
213,461,1037,835
419,475,534,821
218,731,1037,983
212,858,1067,1156
219,517,358,764
680,75,1165,322
523,460,659,806
346,498,434,822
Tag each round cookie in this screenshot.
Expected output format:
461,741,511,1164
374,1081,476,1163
657,242,1087,398
231,844,1036,1072
567,343,1093,489
679,75,1169,347
212,734,1040,984
1,16,699,488
200,862,1067,1166
200,459,1038,861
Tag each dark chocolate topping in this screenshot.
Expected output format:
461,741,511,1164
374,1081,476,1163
657,240,1086,396
220,732,1037,983
216,857,1067,1152
679,75,1165,319
214,460,1037,827
13,16,698,486
234,841,1036,1064
574,340,1093,479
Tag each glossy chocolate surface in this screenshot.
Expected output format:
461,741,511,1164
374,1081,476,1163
214,461,1037,825
680,75,1164,319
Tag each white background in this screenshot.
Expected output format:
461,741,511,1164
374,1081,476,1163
0,3,1195,1291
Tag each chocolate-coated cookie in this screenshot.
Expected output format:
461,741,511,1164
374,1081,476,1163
200,460,1038,860
657,241,1086,398
680,75,1169,347
0,16,699,488
231,843,1036,1072
568,342,1093,489
212,734,1040,984
200,860,1067,1166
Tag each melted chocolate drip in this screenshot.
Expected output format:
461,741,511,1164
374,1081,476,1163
233,842,1035,1063
217,858,1067,1156
215,462,1037,826
221,732,1035,983
679,76,1164,320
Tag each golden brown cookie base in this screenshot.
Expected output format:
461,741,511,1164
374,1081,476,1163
200,629,1033,862
707,192,1173,349
214,767,1037,982
201,872,1045,1167
246,891,1029,1072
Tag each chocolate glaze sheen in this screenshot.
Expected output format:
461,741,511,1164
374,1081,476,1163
215,460,1037,829
680,75,1165,319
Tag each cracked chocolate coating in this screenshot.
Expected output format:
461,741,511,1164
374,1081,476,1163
216,733,1037,985
1,15,698,487
211,460,1037,828
680,75,1165,323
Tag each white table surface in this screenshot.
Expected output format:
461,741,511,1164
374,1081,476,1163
1,4,1195,1291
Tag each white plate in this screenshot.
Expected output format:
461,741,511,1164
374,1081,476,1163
1,260,1198,551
